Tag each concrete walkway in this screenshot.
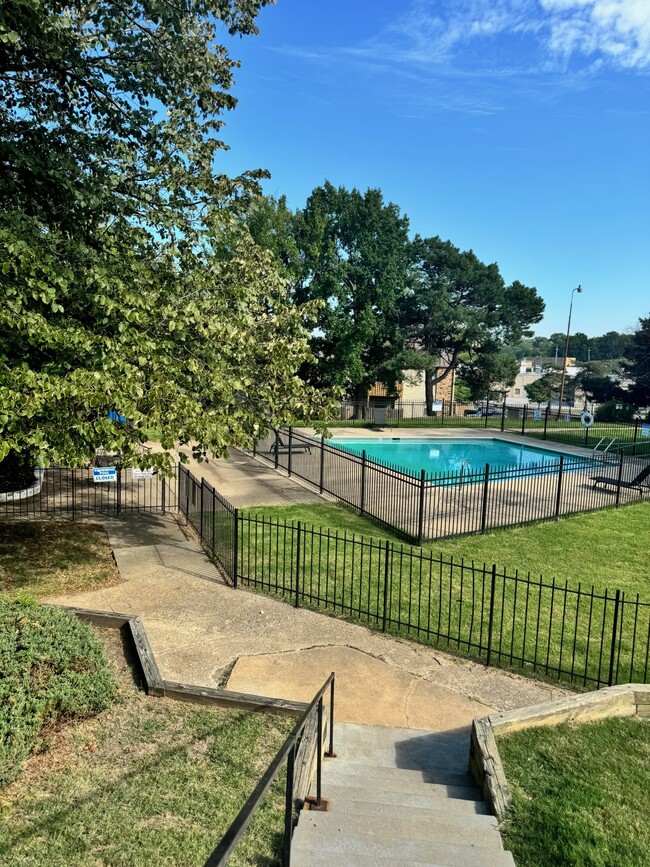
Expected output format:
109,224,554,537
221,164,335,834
48,512,571,730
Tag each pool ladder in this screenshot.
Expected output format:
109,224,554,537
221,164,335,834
593,437,617,454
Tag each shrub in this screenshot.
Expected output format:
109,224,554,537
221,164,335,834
0,597,117,788
594,400,637,423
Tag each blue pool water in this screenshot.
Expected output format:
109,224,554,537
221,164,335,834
329,437,585,478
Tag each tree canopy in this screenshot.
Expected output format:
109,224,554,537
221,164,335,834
0,0,331,468
404,236,544,408
625,316,650,410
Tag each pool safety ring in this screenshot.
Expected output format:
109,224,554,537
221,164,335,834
580,410,594,428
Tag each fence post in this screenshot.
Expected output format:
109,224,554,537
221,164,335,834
232,508,239,589
632,420,639,457
615,453,624,507
71,469,76,521
486,564,497,667
319,436,325,493
554,455,564,518
484,398,489,428
500,398,506,432
607,589,621,686
274,430,279,469
583,421,589,447
116,470,122,517
382,540,391,632
200,479,204,541
521,404,527,437
360,450,366,516
283,743,296,867
417,469,426,545
441,399,445,426
287,427,293,477
543,405,549,439
294,521,301,608
161,477,166,515
480,464,490,534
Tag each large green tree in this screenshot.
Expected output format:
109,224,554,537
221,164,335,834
0,0,329,469
403,236,545,411
625,316,650,410
288,182,412,401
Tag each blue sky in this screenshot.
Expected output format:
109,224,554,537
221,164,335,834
218,0,649,338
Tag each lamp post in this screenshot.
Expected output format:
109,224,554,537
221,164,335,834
557,285,583,418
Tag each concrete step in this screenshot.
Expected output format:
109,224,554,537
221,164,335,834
321,763,480,800
291,834,516,867
318,781,491,814
318,797,496,826
332,722,471,775
295,810,503,848
322,756,474,788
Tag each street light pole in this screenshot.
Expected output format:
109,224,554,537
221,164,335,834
557,285,583,418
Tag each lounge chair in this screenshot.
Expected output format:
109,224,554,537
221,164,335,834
591,463,650,491
269,433,312,455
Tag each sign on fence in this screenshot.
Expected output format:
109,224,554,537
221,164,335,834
534,409,542,421
642,424,650,438
93,466,117,483
132,468,155,479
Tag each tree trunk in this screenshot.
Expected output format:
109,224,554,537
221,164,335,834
352,383,367,419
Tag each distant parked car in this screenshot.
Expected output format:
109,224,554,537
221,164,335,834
463,405,502,418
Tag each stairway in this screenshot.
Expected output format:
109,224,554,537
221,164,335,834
291,723,514,867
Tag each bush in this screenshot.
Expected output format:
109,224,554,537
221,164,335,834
0,597,117,788
594,400,637,422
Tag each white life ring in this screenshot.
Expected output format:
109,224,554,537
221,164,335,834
580,411,594,428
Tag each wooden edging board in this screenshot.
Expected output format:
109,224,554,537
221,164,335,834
57,605,308,717
469,683,650,821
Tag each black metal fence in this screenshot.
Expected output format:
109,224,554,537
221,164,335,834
0,464,175,519
250,427,649,543
328,400,650,455
175,464,650,690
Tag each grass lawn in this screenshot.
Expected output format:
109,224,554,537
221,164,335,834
243,501,650,598
0,520,121,598
498,717,650,866
232,501,650,686
0,627,292,867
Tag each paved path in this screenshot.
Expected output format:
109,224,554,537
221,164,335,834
48,513,571,730
177,447,324,508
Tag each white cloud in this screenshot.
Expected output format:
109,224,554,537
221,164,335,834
362,0,650,72
541,0,650,68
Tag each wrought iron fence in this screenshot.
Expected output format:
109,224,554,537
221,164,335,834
0,464,175,519
175,466,650,690
250,427,649,543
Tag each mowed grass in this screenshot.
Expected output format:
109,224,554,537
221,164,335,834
498,717,650,867
243,501,650,598
0,520,121,598
0,628,292,867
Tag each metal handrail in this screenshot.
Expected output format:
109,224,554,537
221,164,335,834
204,673,336,867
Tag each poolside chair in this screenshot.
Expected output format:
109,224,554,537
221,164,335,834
268,432,312,455
590,462,650,492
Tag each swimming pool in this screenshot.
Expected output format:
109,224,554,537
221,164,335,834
328,437,587,478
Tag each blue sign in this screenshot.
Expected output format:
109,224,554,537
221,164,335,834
642,424,650,439
93,466,117,483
